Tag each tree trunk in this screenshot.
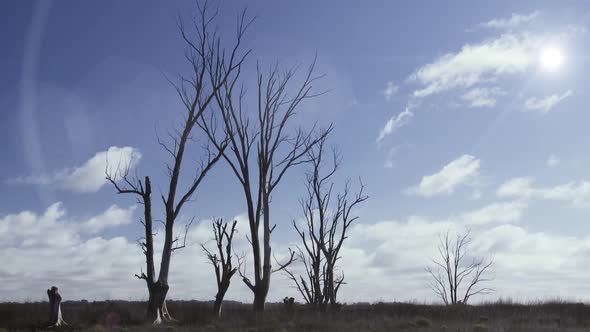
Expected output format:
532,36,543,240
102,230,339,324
213,284,229,318
147,282,169,323
213,296,223,318
47,287,66,326
253,290,266,312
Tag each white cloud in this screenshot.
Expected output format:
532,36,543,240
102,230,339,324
0,202,140,301
407,155,481,197
7,146,141,193
497,177,590,207
376,107,414,143
0,203,298,302
82,205,137,234
3,199,590,303
497,177,535,198
382,81,398,101
524,90,572,113
460,201,527,226
461,87,505,108
481,11,540,30
546,154,560,168
0,202,136,249
384,146,400,169
343,209,590,302
410,33,544,98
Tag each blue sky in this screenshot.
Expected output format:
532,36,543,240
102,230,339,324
2,0,590,303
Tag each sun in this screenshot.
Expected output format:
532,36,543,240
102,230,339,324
540,46,563,71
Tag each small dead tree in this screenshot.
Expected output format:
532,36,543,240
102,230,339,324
199,54,332,311
426,230,494,305
105,2,251,323
286,136,368,310
47,286,67,327
201,218,239,318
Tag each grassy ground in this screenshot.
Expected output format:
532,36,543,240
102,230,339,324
2,300,590,331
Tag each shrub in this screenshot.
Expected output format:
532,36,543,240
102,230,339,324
473,323,490,332
415,316,432,328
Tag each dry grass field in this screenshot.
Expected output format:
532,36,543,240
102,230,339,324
2,300,590,331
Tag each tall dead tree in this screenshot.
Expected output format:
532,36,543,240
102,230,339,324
105,2,251,323
286,136,367,310
426,230,494,305
201,218,239,318
199,55,332,311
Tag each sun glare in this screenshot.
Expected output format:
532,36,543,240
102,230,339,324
540,46,563,71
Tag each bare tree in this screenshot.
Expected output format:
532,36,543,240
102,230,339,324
426,230,494,305
105,2,251,323
286,136,367,310
201,218,240,318
199,54,333,311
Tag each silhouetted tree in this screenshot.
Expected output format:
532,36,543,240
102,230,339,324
426,229,494,305
105,2,251,323
286,136,367,310
201,218,240,318
198,55,332,311
47,286,67,327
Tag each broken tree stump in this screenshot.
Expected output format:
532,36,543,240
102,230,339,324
47,286,67,326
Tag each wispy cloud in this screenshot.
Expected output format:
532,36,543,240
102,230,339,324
7,146,141,193
382,81,399,101
524,90,572,113
384,146,400,168
461,87,505,108
546,154,560,168
376,106,414,143
406,154,481,197
409,33,544,98
481,11,540,30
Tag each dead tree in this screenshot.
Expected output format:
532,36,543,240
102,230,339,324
426,230,494,305
286,136,367,310
201,218,239,318
199,53,332,311
105,2,251,323
47,286,67,326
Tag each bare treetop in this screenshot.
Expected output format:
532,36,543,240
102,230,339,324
427,229,494,305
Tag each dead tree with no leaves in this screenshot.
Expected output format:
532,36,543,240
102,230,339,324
201,218,239,318
105,3,251,323
199,56,332,311
426,230,494,305
286,136,367,310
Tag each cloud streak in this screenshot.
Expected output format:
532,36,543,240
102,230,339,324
407,154,481,197
410,33,543,98
524,90,573,113
376,106,414,143
481,11,540,30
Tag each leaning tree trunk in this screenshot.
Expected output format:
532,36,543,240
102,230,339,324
213,287,228,318
47,287,67,326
